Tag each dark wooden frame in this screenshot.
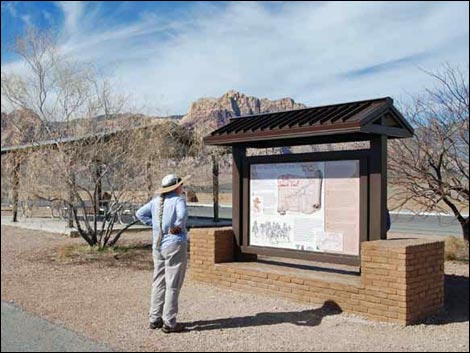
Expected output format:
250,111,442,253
238,150,369,266
231,139,388,266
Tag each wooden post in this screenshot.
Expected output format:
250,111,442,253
369,135,388,240
11,156,20,223
67,171,75,228
212,154,219,222
95,162,102,210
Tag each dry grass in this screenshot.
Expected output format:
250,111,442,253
52,241,154,270
444,236,469,262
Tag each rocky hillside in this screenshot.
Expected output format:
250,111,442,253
1,111,161,147
180,90,307,129
1,91,306,147
1,109,46,147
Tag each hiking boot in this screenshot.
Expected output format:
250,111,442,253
161,323,184,334
149,318,163,330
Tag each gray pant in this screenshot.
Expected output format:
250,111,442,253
149,242,187,328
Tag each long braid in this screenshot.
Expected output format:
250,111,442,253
156,193,166,248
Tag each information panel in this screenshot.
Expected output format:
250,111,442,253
249,160,360,255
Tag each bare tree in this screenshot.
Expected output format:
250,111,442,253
1,28,193,248
131,121,194,201
389,65,469,241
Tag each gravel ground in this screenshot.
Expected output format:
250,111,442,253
1,225,468,352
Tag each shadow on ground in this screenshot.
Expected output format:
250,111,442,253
257,258,360,276
419,274,469,325
183,300,342,332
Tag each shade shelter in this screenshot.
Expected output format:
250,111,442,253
1,123,194,225
204,97,414,266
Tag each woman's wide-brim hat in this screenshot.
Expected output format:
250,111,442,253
156,174,191,194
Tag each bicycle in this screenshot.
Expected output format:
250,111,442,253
117,202,141,225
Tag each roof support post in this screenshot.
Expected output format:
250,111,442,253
232,145,245,256
212,154,219,222
369,135,388,240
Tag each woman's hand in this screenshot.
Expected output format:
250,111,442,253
169,226,182,234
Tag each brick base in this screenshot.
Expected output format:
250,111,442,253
189,228,444,325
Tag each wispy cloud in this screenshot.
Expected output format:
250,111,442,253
20,14,33,27
56,1,84,37
1,1,469,115
2,1,18,18
42,10,54,25
339,52,434,80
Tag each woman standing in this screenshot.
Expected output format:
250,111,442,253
136,174,190,333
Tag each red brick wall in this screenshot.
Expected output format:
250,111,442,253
189,228,444,325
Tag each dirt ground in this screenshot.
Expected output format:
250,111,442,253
1,225,469,352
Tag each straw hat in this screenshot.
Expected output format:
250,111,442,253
156,174,191,194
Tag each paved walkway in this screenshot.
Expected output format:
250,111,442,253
0,215,231,237
0,215,153,237
1,302,112,352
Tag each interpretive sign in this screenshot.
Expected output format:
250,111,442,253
250,160,360,255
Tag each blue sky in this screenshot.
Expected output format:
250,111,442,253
1,1,469,116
